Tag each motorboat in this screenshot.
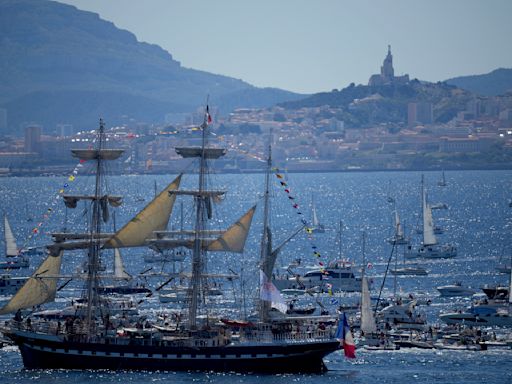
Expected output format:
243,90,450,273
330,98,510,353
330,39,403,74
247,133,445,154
390,266,428,276
273,259,362,293
437,282,476,297
439,305,512,327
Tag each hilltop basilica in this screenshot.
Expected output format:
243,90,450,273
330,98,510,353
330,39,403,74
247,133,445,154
368,45,409,86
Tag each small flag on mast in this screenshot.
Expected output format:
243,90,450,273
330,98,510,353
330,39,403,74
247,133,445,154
206,105,212,124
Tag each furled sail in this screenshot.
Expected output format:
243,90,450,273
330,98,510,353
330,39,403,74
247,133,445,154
103,174,182,248
62,195,122,209
4,214,18,257
422,190,437,246
207,205,256,253
71,149,124,161
360,276,377,334
0,250,63,314
114,248,131,280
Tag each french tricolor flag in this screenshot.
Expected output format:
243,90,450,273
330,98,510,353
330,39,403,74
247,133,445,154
335,313,356,358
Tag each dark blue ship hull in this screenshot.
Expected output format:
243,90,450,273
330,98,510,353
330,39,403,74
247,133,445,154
12,333,340,373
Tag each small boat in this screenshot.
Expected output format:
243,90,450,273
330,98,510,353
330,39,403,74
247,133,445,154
309,195,325,233
439,306,512,327
378,300,427,331
387,210,409,245
390,266,428,276
437,282,475,297
0,215,29,270
273,259,362,293
406,176,456,259
97,249,151,295
481,285,509,300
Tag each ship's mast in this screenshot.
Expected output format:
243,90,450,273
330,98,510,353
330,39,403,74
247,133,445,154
85,119,106,337
189,116,209,328
259,136,272,322
172,106,226,329
61,119,125,339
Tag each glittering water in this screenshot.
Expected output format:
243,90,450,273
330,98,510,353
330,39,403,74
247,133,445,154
1,169,511,382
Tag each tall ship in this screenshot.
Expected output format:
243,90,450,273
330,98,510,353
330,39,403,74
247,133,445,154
1,113,340,373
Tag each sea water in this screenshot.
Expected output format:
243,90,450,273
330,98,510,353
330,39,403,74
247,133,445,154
0,169,511,383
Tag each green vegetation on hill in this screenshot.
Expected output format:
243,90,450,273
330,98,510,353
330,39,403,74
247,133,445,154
278,80,474,128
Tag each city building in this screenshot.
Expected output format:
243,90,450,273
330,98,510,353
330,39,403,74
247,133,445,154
408,102,433,126
24,125,42,153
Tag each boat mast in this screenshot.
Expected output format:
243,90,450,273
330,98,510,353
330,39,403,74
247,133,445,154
259,135,273,322
189,114,209,329
85,119,106,338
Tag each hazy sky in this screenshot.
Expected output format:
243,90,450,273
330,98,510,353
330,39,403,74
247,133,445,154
58,0,512,94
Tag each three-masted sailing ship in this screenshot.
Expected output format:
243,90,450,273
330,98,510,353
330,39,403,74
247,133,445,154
0,112,340,372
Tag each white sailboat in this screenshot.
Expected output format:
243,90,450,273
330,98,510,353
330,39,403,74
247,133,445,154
310,196,325,233
387,210,408,245
389,209,428,275
406,176,456,259
358,276,396,349
0,215,29,269
360,276,377,335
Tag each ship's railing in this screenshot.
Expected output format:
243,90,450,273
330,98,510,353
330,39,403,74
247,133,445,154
8,318,95,337
239,328,334,344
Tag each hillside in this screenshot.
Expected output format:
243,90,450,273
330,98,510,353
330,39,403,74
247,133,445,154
445,68,512,96
278,80,475,127
0,0,303,132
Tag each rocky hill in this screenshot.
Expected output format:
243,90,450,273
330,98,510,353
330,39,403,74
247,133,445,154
0,0,303,132
278,80,475,128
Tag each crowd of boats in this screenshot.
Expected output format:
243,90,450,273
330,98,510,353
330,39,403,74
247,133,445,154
0,113,511,373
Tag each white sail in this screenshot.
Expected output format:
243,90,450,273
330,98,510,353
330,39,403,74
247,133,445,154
113,248,131,280
312,199,320,226
360,276,377,334
103,174,182,248
394,210,404,238
4,214,18,257
0,251,63,314
207,206,256,253
422,189,437,246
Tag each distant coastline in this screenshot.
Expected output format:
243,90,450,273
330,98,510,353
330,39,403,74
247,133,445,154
2,163,511,177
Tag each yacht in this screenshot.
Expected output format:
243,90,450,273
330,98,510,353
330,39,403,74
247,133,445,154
378,300,427,330
439,305,512,327
437,282,476,297
273,259,362,293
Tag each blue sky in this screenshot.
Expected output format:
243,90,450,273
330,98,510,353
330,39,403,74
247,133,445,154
59,0,512,94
